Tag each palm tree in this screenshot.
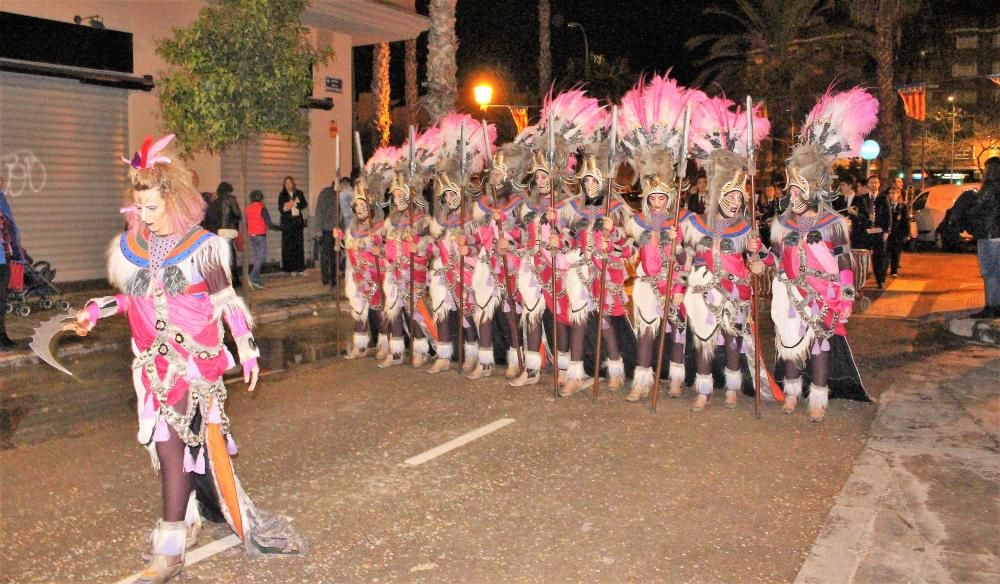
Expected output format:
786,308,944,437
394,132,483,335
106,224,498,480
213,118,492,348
405,38,419,127
424,0,458,122
372,42,391,146
538,0,551,98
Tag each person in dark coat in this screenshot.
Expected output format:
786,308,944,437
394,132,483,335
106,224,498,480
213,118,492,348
686,175,708,214
960,156,1000,318
849,175,878,252
210,181,242,285
278,176,308,275
885,185,910,278
1,176,24,350
870,179,892,288
313,178,339,286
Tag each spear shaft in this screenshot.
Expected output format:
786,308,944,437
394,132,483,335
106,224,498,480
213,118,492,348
746,96,762,419
354,132,385,343
591,106,618,401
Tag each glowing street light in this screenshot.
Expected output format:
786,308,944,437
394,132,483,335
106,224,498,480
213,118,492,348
474,84,493,111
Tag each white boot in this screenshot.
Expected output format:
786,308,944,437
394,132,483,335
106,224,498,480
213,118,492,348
783,377,803,414
462,343,479,373
412,338,430,368
606,358,625,390
344,333,369,360
724,368,742,409
667,362,685,398
134,520,186,584
559,361,587,397
808,383,829,422
691,373,713,412
505,347,521,379
375,334,389,360
427,342,453,374
509,351,541,387
626,367,654,402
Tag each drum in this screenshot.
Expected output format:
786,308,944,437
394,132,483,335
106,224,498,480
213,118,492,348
850,249,871,290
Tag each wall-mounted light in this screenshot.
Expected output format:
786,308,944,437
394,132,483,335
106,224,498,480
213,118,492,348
73,15,105,29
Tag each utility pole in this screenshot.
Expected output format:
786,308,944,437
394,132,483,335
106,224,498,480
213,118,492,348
948,95,957,182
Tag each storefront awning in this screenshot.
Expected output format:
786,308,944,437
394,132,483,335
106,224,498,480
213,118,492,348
303,0,429,46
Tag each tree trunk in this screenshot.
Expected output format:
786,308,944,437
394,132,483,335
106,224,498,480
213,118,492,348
874,0,899,179
405,38,419,127
238,141,252,305
424,0,458,122
538,0,551,98
373,42,391,147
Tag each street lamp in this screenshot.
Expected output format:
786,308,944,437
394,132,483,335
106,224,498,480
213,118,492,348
567,21,590,78
474,84,494,111
947,95,958,182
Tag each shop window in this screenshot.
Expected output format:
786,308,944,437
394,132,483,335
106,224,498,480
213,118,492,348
955,35,978,50
951,62,977,77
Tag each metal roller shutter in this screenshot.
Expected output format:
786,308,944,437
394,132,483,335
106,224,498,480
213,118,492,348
0,72,128,282
220,135,310,266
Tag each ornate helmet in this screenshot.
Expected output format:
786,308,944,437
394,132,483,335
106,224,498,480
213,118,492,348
389,173,411,209
785,87,880,211
575,153,604,196
690,95,770,229
490,151,508,187
526,149,549,176
434,171,460,204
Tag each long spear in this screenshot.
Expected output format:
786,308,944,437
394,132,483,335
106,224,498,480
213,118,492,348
407,125,418,363
456,123,467,371
547,109,560,397
333,135,343,357
746,96,763,419
650,102,692,413
354,132,385,342
591,106,618,401
482,119,525,375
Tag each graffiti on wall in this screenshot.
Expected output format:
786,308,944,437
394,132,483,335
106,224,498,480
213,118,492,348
1,150,48,197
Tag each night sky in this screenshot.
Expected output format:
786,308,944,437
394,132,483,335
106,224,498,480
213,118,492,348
356,0,993,111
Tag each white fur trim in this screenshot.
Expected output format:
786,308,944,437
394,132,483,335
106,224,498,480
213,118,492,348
210,286,255,329
525,350,542,370
389,337,405,355
478,346,495,365
558,351,570,370
507,347,521,367
724,367,742,391
669,362,685,384
783,377,803,398
633,366,654,387
464,342,479,362
605,358,625,379
414,337,430,356
377,334,389,352
695,373,714,395
353,333,370,351
808,384,829,410
435,341,453,360
184,491,202,530
566,361,586,381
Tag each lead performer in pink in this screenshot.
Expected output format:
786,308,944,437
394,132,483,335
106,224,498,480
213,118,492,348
68,135,303,583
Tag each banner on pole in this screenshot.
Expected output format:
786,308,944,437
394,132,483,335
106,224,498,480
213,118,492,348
897,85,926,121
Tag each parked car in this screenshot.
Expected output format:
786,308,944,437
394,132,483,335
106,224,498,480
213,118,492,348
911,182,980,250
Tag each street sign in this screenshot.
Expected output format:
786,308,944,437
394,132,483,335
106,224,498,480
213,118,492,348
325,76,343,93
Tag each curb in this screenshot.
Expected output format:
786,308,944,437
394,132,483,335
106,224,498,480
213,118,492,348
0,297,341,372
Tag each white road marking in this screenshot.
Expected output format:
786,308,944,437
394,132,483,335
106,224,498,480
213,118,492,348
111,534,241,584
403,418,516,466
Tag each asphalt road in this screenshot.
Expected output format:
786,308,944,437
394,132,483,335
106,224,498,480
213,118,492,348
0,251,988,583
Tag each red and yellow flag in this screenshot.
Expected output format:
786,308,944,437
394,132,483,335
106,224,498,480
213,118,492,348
897,86,926,121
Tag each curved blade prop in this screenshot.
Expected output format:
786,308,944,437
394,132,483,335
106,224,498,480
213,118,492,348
29,314,76,377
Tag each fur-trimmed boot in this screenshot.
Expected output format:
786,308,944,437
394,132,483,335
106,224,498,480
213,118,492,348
509,351,541,387
505,347,521,380
559,361,587,397
667,362,685,398
375,333,389,360
782,377,803,414
412,338,430,368
134,520,186,584
724,368,742,409
377,338,405,368
344,332,369,360
606,358,625,390
626,366,654,402
143,492,200,560
462,343,479,373
427,341,453,374
467,349,494,380
557,351,570,385
691,373,713,412
808,383,829,422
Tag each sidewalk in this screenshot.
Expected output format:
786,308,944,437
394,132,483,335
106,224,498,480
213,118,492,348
947,315,1000,347
796,346,1000,583
0,269,341,372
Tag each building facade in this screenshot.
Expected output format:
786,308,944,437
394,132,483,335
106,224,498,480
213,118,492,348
0,0,427,282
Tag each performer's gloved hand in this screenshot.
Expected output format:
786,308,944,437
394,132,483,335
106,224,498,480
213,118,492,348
548,234,561,250
748,237,762,253
840,304,853,320
65,307,96,336
333,228,344,240
672,292,685,307
601,217,614,231
492,210,502,222
546,208,557,224
244,358,260,392
497,238,510,252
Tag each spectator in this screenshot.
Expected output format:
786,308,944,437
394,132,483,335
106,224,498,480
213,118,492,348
0,177,24,350
832,177,855,215
338,177,354,231
278,176,308,275
211,181,242,285
886,185,909,278
850,175,879,254
757,184,780,243
314,178,339,286
871,178,892,288
962,156,1000,318
245,189,278,289
686,174,708,214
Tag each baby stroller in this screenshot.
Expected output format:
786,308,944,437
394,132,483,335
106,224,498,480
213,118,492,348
5,254,72,317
